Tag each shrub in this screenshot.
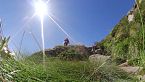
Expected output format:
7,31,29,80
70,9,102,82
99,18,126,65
58,48,86,61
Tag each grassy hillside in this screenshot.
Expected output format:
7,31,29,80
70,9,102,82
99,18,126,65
1,0,145,82
1,57,137,82
101,0,145,65
0,39,136,82
32,45,90,61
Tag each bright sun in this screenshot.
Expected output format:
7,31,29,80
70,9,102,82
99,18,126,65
34,0,48,18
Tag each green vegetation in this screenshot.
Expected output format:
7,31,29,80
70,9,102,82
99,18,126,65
101,0,145,66
1,0,145,81
32,45,90,61
0,37,135,82
0,39,136,81
1,57,137,82
58,48,85,61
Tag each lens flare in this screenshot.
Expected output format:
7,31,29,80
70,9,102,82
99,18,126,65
48,15,75,43
34,0,48,68
40,17,46,67
34,0,48,18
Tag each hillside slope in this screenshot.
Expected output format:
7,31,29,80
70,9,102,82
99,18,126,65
101,0,145,65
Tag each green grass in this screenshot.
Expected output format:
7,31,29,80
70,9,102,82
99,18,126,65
1,0,145,82
0,56,137,82
101,0,145,67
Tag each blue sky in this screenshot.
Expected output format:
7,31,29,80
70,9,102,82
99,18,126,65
0,0,135,53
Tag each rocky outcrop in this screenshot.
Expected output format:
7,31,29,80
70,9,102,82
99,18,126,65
87,43,107,55
89,54,110,63
33,45,91,57
118,60,143,75
100,0,145,64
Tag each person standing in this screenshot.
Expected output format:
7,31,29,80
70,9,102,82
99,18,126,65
64,38,69,46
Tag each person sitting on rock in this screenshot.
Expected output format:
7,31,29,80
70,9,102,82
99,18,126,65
64,38,69,46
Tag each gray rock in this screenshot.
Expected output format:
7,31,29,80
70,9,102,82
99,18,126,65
118,61,129,67
95,49,102,54
120,67,143,74
89,54,110,63
140,75,145,82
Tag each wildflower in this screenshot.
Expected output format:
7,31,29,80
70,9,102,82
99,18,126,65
3,47,9,54
10,52,15,56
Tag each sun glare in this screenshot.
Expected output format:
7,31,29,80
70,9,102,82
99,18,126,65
33,0,48,68
34,0,48,18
